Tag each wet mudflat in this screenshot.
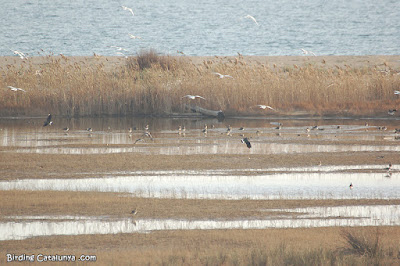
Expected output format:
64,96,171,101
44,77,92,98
1,116,400,242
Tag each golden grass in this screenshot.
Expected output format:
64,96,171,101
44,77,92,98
2,190,399,220
1,52,399,117
1,227,399,265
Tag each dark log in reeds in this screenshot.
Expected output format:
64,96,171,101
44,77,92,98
185,104,225,121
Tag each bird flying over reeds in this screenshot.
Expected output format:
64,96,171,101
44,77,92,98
241,137,252,148
10,49,27,59
213,72,233,79
7,86,26,92
255,105,275,110
181,95,206,100
301,49,316,56
43,114,53,127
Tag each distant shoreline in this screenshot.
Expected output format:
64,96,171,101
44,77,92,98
1,54,400,71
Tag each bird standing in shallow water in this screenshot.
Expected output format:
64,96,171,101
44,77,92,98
241,137,251,148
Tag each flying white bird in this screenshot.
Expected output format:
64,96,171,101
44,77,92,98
256,105,275,110
7,86,26,92
244,15,259,25
122,6,134,16
301,49,316,56
109,46,128,51
129,34,142,39
10,49,27,59
181,95,206,100
213,72,233,79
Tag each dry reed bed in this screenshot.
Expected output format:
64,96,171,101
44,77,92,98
1,52,399,117
1,227,399,265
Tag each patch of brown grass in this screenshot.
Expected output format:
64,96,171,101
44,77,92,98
1,54,399,117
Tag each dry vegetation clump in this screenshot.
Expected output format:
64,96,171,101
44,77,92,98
1,52,399,117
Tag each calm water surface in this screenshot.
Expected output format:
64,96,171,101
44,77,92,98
1,0,399,56
1,205,399,240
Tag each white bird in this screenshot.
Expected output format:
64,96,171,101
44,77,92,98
213,72,233,79
394,90,400,95
10,49,27,59
256,105,275,110
181,95,206,100
109,46,128,51
122,6,134,16
7,86,26,92
301,49,316,56
129,34,142,39
244,15,259,25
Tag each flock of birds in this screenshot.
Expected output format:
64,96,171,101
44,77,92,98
40,111,398,194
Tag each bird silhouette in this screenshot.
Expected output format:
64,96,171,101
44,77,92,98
43,114,53,127
241,137,251,148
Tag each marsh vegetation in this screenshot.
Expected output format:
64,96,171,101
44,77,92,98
1,51,399,117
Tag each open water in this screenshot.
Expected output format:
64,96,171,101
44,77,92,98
1,0,399,56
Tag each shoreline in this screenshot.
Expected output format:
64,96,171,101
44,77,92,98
1,54,400,70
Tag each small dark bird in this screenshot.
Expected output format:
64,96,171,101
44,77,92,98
43,114,52,127
241,137,251,148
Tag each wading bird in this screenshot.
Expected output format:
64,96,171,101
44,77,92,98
181,95,206,100
43,114,53,127
86,128,92,132
213,72,233,79
244,15,259,25
226,125,232,136
7,86,26,92
122,5,134,16
388,109,397,115
63,127,69,132
202,124,208,134
131,209,138,215
241,137,251,148
349,183,353,189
